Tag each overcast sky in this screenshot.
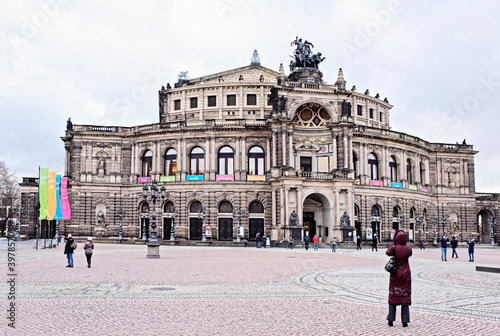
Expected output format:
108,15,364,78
1,0,499,193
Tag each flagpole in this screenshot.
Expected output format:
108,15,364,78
36,166,40,250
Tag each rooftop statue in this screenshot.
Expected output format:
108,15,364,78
289,36,325,71
251,49,260,65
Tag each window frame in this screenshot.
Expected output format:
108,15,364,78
248,146,265,176
164,148,177,176
217,146,234,176
190,147,205,175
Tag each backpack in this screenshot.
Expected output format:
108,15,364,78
70,241,77,250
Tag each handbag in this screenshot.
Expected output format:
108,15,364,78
384,245,397,274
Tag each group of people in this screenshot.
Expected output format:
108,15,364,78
63,235,94,268
440,235,476,262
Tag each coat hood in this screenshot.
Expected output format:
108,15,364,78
394,230,408,245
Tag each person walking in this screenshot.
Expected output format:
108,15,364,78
467,238,475,262
419,237,426,250
263,235,267,249
304,234,310,250
440,235,449,261
372,234,378,252
450,236,459,258
386,230,412,328
83,237,94,268
331,237,337,253
356,235,362,250
287,235,293,250
255,232,261,248
63,234,75,268
312,235,319,251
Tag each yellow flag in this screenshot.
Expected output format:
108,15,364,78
46,172,57,220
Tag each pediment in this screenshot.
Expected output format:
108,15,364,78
189,64,279,84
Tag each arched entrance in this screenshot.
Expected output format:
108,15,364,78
302,193,331,243
478,210,494,244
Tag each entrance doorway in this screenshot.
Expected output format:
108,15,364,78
249,218,264,240
218,218,233,241
140,218,150,239
163,217,172,240
190,218,202,240
303,212,316,237
300,157,312,172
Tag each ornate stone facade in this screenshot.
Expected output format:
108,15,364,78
20,46,499,244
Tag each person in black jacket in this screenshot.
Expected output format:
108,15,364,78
304,234,310,250
450,236,459,258
63,234,75,268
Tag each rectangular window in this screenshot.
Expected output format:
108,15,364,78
207,96,217,107
247,94,257,105
369,108,374,119
174,99,181,111
190,97,198,109
357,105,363,116
227,94,236,106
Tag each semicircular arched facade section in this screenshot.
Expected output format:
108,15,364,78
292,102,331,127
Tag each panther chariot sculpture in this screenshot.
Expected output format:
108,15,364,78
289,36,325,72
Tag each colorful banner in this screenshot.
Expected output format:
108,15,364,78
60,177,71,220
46,172,57,220
391,182,403,189
186,175,204,181
369,180,383,187
138,177,151,183
160,176,175,182
216,175,234,181
54,175,63,220
408,184,418,191
247,175,266,182
38,168,49,220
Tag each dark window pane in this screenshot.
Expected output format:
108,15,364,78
190,97,198,109
207,96,217,107
247,94,257,105
174,99,181,110
227,95,236,106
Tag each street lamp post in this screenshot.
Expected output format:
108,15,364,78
12,205,21,238
441,214,447,237
169,206,177,241
489,217,496,246
198,206,210,242
117,206,125,240
233,206,245,243
371,215,380,243
431,214,438,245
142,180,166,258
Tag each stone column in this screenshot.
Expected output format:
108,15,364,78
272,187,277,227
288,130,293,168
297,187,303,227
280,186,284,228
272,130,277,167
235,137,241,180
332,135,337,170
282,128,287,166
343,131,348,169
266,137,271,171
241,137,247,179
205,138,210,180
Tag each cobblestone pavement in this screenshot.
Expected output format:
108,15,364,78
1,240,499,335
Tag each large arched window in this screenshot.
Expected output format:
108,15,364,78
420,162,425,184
218,146,234,176
190,201,202,213
368,153,378,180
142,150,153,177
163,201,175,213
249,201,264,213
389,156,397,182
164,148,177,176
218,201,233,213
248,146,265,175
407,159,413,184
190,147,205,175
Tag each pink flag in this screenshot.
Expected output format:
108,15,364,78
60,177,72,220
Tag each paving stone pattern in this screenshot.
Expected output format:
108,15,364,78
1,241,499,335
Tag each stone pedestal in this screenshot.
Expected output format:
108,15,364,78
147,243,160,259
288,68,323,84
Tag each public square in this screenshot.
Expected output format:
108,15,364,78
1,240,499,335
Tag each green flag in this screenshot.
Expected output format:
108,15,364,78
39,168,49,220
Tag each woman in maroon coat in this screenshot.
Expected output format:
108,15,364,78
386,230,412,327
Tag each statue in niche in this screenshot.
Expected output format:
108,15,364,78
340,211,351,228
96,210,105,227
341,100,352,116
97,156,105,176
289,210,299,227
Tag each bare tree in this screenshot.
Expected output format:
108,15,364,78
0,161,21,236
